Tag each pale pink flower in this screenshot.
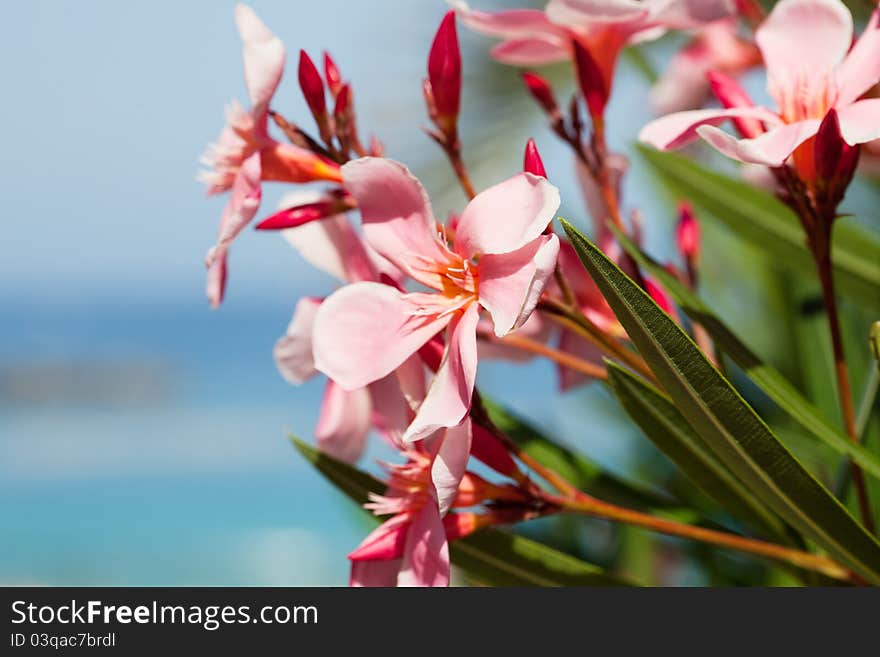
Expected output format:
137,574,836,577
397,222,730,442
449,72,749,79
452,0,733,90
273,194,411,461
200,5,342,308
348,436,479,587
312,157,560,444
650,18,760,114
640,0,880,171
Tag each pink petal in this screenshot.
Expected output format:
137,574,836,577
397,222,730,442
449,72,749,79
490,38,571,66
315,380,372,463
755,0,852,106
837,99,880,146
452,2,564,38
402,303,481,443
273,296,322,384
696,119,820,166
206,251,228,309
649,0,735,29
280,194,377,283
235,4,285,112
477,312,549,362
205,152,263,268
478,234,560,336
545,0,648,26
350,559,402,587
837,10,880,106
455,173,560,258
349,514,410,562
368,356,425,449
649,45,712,114
638,107,782,151
312,282,452,391
341,158,453,282
431,420,473,515
398,503,450,587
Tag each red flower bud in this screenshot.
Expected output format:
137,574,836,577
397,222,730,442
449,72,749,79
815,108,858,184
323,51,343,98
521,71,559,117
334,83,351,119
523,138,547,178
427,11,461,134
470,423,520,479
707,71,762,139
255,190,354,230
813,108,859,215
454,472,528,508
298,50,327,120
676,202,700,262
443,512,492,541
572,40,607,122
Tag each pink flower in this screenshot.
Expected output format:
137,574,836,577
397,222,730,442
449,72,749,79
348,436,482,587
650,18,760,113
453,0,733,98
312,157,560,444
640,0,880,172
273,194,410,461
200,5,343,308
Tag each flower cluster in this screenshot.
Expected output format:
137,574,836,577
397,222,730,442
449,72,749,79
200,1,880,587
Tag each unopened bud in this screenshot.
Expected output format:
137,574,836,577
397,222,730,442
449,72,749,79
443,512,493,541
521,72,559,119
334,83,351,119
427,11,461,135
572,40,608,124
255,190,354,230
815,109,859,185
676,202,700,262
470,423,521,479
707,71,762,139
523,138,547,178
323,51,343,98
298,50,330,140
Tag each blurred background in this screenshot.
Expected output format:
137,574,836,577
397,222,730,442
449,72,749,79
2,0,877,586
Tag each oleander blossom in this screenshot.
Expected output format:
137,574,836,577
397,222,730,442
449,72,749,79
272,192,413,462
199,5,342,308
640,0,880,172
453,0,734,99
312,157,561,444
349,443,488,587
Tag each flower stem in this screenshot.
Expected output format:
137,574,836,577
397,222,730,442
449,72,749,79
478,331,607,381
812,232,874,533
470,391,582,499
539,298,659,385
544,491,855,582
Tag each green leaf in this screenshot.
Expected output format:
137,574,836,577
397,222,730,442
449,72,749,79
606,362,796,545
638,146,880,308
613,226,880,483
561,220,880,583
291,436,634,586
482,396,678,511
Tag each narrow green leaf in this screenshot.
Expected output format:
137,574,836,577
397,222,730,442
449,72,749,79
613,226,880,483
638,146,880,307
606,362,796,545
482,396,678,511
291,436,634,586
561,220,880,583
